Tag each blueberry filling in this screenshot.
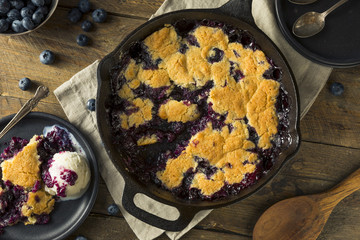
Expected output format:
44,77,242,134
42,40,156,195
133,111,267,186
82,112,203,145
106,19,291,201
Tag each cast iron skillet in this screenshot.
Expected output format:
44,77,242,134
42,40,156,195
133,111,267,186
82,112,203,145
96,0,300,231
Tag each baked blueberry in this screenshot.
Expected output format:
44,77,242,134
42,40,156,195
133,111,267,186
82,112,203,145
11,19,25,32
330,82,344,96
0,18,9,32
19,77,32,91
107,203,119,216
31,10,43,24
22,16,34,30
39,50,55,64
86,98,95,111
7,8,21,21
77,33,89,46
78,0,90,13
81,20,92,32
20,6,33,18
0,0,11,15
92,8,106,23
75,235,88,240
67,7,81,23
31,0,44,7
10,0,24,10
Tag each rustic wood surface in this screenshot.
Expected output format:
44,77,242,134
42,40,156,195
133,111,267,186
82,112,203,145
0,0,359,239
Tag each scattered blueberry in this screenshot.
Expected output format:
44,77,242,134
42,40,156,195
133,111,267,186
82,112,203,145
31,10,43,24
77,33,89,46
22,16,34,30
10,0,24,10
0,0,11,15
31,0,44,7
7,8,21,21
20,6,33,18
67,8,82,23
19,77,32,91
11,19,24,32
330,82,344,96
0,18,9,32
92,8,106,23
75,235,88,240
107,203,119,216
39,49,55,64
86,98,96,111
78,0,90,13
35,5,47,15
81,20,92,32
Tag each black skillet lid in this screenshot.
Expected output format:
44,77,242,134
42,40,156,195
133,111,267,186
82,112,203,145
275,0,360,68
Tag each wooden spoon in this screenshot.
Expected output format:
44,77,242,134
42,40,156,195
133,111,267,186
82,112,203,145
253,168,360,240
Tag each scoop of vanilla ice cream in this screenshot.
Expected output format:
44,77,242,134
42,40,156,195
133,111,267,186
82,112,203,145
44,151,91,200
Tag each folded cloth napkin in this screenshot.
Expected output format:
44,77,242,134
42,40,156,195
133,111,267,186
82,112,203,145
54,1,332,240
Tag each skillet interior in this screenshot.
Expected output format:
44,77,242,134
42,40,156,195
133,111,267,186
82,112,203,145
97,9,300,212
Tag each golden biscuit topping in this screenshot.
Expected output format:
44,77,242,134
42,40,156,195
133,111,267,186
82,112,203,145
21,190,55,225
1,136,42,189
158,100,200,123
115,23,284,198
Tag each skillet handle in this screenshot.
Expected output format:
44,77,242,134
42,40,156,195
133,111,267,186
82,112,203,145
218,0,254,25
122,180,200,232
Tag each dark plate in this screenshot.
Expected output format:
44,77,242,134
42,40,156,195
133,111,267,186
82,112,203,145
275,0,360,67
0,112,99,240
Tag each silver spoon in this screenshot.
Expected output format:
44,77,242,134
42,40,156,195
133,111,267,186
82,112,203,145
292,0,348,38
0,86,49,140
289,0,318,5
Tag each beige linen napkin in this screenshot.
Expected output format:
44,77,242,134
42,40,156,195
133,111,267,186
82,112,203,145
54,1,332,240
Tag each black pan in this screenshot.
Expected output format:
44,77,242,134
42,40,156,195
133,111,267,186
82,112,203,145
96,0,300,231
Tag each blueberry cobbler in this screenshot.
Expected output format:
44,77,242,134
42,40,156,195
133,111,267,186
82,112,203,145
107,19,290,200
0,126,90,233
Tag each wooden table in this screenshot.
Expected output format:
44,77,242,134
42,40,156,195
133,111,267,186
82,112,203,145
1,1,359,239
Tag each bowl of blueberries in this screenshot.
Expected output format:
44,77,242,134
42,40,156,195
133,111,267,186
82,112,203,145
0,0,58,35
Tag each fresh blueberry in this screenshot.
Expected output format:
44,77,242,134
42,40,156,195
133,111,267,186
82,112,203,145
10,0,24,10
330,82,344,96
107,203,119,216
0,18,9,32
20,7,33,18
75,235,88,240
19,77,32,91
11,19,24,32
86,98,96,111
78,0,90,13
81,20,92,32
92,8,106,23
7,8,21,21
44,0,51,5
77,33,89,46
35,5,47,15
22,16,34,30
67,8,81,23
31,0,44,7
26,1,36,10
0,0,10,15
39,49,55,64
31,10,43,24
